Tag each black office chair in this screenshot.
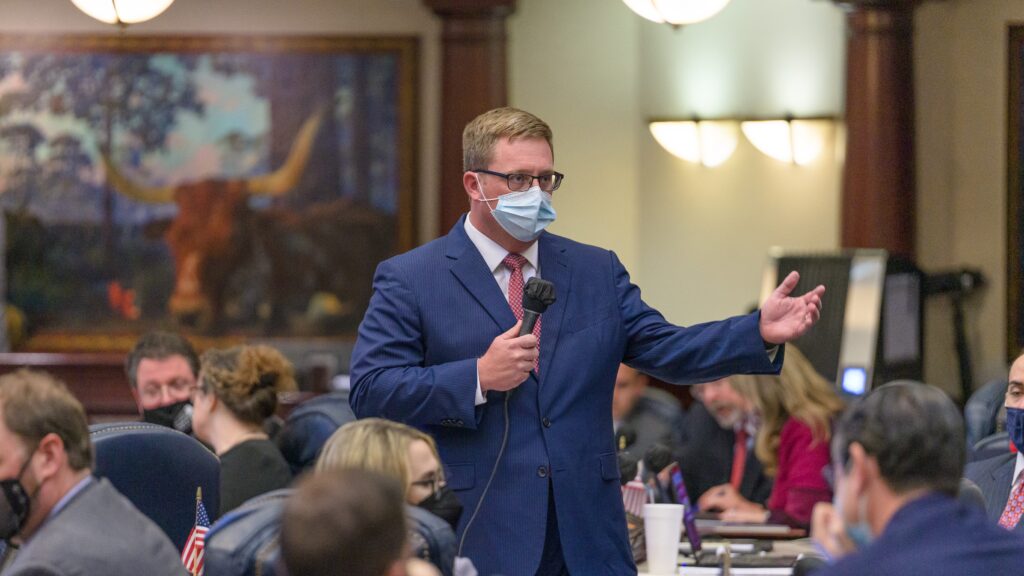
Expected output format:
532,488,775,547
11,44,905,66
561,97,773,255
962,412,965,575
970,431,1012,463
205,489,290,576
89,422,220,551
407,505,457,576
205,490,458,576
964,379,1008,447
276,390,356,474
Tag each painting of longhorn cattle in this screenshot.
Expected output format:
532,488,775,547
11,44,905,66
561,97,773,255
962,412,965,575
0,35,417,350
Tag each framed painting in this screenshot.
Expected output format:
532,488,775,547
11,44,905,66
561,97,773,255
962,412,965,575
0,35,418,351
1010,27,1024,359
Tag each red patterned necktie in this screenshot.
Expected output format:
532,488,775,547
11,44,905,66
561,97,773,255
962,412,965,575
502,253,540,372
999,476,1024,529
730,428,748,490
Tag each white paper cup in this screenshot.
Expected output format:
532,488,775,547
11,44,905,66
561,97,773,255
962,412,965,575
643,503,683,575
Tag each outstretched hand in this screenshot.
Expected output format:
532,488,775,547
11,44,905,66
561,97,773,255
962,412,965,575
759,271,825,345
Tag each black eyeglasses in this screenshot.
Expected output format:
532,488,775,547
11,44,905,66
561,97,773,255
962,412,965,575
410,474,444,495
473,169,565,192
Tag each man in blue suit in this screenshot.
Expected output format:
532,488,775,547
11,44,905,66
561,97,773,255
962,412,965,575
810,382,1024,576
350,107,825,575
965,352,1024,531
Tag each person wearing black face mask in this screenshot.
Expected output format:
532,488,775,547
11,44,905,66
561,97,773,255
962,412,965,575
317,419,470,576
125,331,200,435
966,352,1024,532
0,369,184,576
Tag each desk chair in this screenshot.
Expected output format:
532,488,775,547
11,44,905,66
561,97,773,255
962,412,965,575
407,505,457,576
205,489,289,576
971,431,1012,463
276,390,355,474
89,422,220,551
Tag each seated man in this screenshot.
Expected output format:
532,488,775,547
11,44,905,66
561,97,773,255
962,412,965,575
682,377,773,507
612,364,686,461
965,351,1024,530
811,381,1024,575
0,369,184,575
125,330,200,434
281,468,439,576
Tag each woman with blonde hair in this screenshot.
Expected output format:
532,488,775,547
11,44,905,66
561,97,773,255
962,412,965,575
317,418,462,529
192,344,296,514
698,346,844,527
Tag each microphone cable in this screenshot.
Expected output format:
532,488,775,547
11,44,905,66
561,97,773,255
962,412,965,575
457,276,555,557
457,389,512,557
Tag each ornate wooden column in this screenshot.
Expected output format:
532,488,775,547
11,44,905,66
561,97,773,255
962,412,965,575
423,0,516,233
834,1,920,259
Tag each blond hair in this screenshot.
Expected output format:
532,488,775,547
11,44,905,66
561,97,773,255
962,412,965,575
729,347,844,476
316,418,443,491
199,345,297,426
462,107,553,171
0,369,93,471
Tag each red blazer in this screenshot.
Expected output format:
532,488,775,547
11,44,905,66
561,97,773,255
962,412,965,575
766,418,832,527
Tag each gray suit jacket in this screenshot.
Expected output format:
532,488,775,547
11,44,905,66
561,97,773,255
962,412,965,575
964,452,1024,531
5,477,186,576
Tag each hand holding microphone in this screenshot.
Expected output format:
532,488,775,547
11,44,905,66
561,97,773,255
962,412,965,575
478,321,538,392
479,278,556,393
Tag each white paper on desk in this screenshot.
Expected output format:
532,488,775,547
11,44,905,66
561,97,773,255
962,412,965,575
675,568,792,576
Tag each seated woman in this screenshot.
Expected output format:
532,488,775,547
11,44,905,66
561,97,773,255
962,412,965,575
192,344,296,514
317,418,465,576
697,346,843,528
317,418,461,529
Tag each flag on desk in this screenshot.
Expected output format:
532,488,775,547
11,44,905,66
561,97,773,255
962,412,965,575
182,487,210,576
622,480,647,517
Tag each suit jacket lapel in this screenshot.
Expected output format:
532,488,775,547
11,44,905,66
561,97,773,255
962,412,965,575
537,233,570,387
991,455,1016,523
446,217,517,331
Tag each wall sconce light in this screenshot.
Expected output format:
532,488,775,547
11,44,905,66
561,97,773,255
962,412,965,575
71,0,175,26
740,118,832,166
650,117,835,167
622,0,732,27
648,120,739,167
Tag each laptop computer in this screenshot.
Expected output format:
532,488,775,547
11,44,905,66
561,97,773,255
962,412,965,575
668,463,800,570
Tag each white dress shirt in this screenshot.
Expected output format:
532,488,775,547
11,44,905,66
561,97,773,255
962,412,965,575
464,217,539,405
1013,451,1024,491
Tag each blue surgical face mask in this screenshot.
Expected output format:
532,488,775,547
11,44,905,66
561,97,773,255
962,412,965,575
1006,406,1024,454
476,177,557,242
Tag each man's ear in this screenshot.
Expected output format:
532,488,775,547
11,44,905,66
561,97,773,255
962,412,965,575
463,171,482,200
385,559,407,576
846,442,875,493
32,433,67,484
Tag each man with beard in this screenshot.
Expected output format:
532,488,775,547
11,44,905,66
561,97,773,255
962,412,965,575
681,377,773,508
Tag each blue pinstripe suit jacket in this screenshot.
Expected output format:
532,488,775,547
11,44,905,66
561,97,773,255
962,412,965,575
350,216,782,575
965,451,1024,531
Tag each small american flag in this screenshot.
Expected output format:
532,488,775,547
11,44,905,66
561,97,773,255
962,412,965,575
622,480,647,517
182,487,210,576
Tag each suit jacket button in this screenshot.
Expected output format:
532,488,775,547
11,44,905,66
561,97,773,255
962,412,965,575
542,417,551,428
537,465,548,478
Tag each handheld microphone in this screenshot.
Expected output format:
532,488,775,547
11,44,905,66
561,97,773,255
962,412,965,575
519,277,556,336
643,443,674,503
618,451,639,486
643,443,673,477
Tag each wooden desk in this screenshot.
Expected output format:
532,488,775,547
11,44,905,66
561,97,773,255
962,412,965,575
0,352,136,420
